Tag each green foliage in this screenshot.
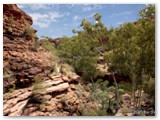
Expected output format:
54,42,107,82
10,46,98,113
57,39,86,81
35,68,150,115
142,75,155,104
105,4,155,92
86,80,116,115
24,27,35,40
94,13,102,21
118,89,125,96
61,63,74,76
30,76,48,104
118,81,132,92
8,17,14,25
107,86,116,93
74,57,98,81
32,76,45,94
81,105,107,116
51,63,61,76
8,84,16,93
28,40,40,52
34,40,39,51
139,4,155,20
41,39,59,61
38,6,154,114
4,69,16,93
58,13,109,82
8,27,12,33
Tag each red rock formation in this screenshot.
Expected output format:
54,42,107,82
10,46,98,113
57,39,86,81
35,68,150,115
3,4,92,116
3,4,36,39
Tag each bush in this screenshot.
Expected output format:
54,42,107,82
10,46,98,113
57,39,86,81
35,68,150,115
118,89,125,96
24,27,35,40
8,84,16,93
118,81,132,92
30,76,47,103
73,57,98,82
42,40,59,61
32,76,46,93
61,63,75,76
51,63,61,76
34,40,39,51
86,80,116,115
8,27,12,33
107,86,116,93
142,76,155,105
28,40,39,52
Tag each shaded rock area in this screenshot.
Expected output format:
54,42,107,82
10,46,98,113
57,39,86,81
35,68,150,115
3,4,155,117
3,39,54,91
96,55,131,85
3,4,92,116
115,91,155,116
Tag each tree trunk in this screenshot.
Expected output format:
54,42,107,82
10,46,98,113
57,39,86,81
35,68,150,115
95,47,120,110
111,72,120,110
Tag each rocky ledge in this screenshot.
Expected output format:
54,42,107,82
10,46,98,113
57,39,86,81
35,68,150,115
3,4,92,116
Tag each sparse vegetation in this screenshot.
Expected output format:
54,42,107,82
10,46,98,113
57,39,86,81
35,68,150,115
57,4,155,115
30,76,47,104
41,38,59,61
24,27,35,40
3,4,155,116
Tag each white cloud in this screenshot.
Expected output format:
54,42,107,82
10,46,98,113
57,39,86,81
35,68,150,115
64,12,70,16
29,4,49,10
82,6,92,12
116,11,133,16
64,23,69,26
28,12,62,27
73,15,81,20
82,4,104,12
65,4,79,9
17,4,25,9
109,11,133,18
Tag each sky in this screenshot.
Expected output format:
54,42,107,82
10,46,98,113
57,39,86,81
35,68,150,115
17,4,146,39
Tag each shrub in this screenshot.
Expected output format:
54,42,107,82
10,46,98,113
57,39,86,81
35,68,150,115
41,40,59,61
34,40,39,51
24,27,35,40
107,86,116,93
8,27,12,33
118,89,125,96
86,80,116,115
8,84,16,93
51,63,61,76
61,63,74,76
28,40,39,52
30,76,47,104
118,81,132,92
32,76,46,93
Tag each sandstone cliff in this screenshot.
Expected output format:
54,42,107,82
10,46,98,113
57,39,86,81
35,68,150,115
3,4,91,116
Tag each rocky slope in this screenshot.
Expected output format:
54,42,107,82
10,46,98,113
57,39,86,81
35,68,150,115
3,4,154,116
3,4,91,116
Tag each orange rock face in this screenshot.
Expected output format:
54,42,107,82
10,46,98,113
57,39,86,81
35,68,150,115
3,4,92,117
3,5,54,91
3,4,36,39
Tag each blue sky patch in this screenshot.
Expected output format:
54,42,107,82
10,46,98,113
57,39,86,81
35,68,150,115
17,4,146,38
